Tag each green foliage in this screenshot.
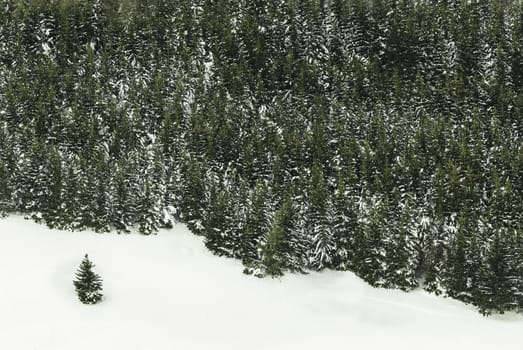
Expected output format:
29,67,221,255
261,198,295,277
1,0,523,314
478,229,515,315
73,254,103,304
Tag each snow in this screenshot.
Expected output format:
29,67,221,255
0,215,522,350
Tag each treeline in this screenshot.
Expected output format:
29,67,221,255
0,0,522,315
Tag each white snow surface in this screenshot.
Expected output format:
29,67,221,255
0,215,522,350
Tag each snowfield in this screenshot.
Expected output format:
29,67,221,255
0,216,522,350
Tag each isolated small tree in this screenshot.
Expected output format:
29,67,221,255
73,254,103,304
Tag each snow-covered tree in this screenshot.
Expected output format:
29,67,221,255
73,254,103,305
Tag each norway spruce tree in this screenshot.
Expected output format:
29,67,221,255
260,198,295,277
73,254,103,304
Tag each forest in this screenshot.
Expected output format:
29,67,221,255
0,0,522,315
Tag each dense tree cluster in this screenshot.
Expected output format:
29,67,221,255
0,0,522,315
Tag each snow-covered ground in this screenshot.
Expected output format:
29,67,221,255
0,216,521,350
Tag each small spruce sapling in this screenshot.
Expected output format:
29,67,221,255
73,254,103,304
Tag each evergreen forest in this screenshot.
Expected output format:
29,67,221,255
0,0,522,315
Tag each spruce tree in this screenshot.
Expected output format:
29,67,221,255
308,162,335,270
111,161,133,233
203,181,234,256
241,180,269,266
42,145,64,228
73,254,103,305
261,209,286,277
444,213,470,302
479,229,513,314
259,197,295,277
384,199,417,291
62,157,83,229
330,175,356,270
138,180,161,235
